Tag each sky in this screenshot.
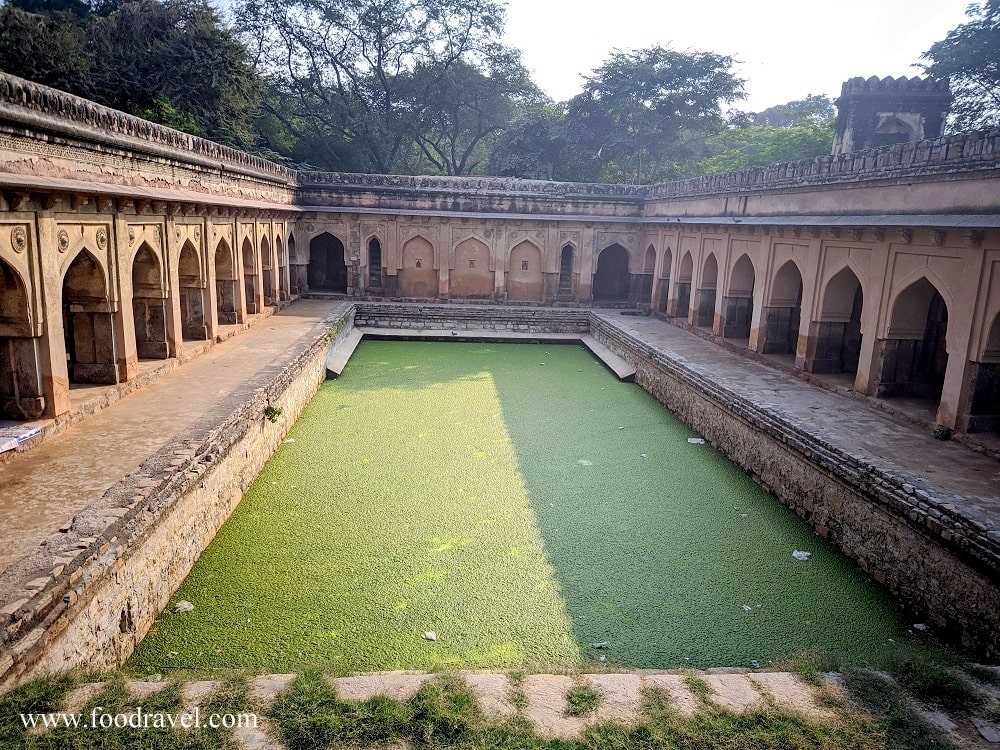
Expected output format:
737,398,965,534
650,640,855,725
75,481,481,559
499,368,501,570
500,0,973,112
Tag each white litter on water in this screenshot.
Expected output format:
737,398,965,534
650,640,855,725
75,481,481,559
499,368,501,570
687,437,706,444
423,631,438,641
913,623,928,632
742,604,752,612
283,438,296,444
792,550,812,561
174,601,194,614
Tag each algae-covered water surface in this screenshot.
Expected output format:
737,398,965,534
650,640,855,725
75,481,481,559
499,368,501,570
129,341,901,674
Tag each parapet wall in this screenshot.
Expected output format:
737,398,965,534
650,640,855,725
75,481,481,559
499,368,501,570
590,313,1000,658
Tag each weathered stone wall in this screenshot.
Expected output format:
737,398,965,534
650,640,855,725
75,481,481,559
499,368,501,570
0,304,354,691
590,314,1000,658
354,302,591,333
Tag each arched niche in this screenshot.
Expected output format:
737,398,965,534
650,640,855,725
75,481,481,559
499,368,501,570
242,237,258,313
723,254,755,340
214,238,241,325
130,243,169,359
761,260,803,355
367,237,383,290
807,266,864,374
62,249,119,384
308,232,348,293
399,236,437,298
695,253,718,327
0,257,44,419
507,241,543,303
557,245,574,298
592,243,630,301
877,277,949,404
450,237,492,298
179,240,208,340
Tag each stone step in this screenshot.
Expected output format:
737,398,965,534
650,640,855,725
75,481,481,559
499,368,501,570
51,669,839,748
581,334,637,381
325,328,364,377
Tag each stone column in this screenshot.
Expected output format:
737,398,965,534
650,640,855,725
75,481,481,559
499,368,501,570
112,213,139,381
163,213,185,358
35,213,71,417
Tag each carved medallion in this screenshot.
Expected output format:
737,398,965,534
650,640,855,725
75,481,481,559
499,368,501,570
194,227,201,242
57,229,70,253
305,224,315,233
128,227,136,246
174,227,182,241
11,226,27,254
96,227,108,250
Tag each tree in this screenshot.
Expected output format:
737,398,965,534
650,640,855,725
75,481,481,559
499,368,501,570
686,121,835,176
564,45,745,183
404,51,543,175
89,0,263,147
754,94,835,127
234,0,509,174
0,5,92,93
922,0,1000,131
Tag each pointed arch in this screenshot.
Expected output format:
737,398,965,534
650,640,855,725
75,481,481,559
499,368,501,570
62,248,118,384
260,235,274,305
0,257,43,419
179,240,207,340
508,240,543,303
131,243,168,359
593,243,630,301
367,237,383,289
450,237,492,298
0,257,31,337
214,238,240,324
287,233,301,295
723,254,755,339
241,237,258,314
878,276,949,403
672,251,693,317
399,235,437,298
695,253,718,327
658,246,673,313
761,260,803,355
308,232,347,293
808,267,864,374
558,244,575,297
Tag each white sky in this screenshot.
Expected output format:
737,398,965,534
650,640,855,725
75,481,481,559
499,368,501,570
501,0,972,111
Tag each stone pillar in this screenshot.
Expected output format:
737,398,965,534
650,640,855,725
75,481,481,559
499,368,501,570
163,214,185,358
112,214,139,381
203,218,219,340
579,227,595,302
35,214,71,416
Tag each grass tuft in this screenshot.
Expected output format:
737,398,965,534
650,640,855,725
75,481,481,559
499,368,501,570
565,684,602,718
410,674,483,742
682,674,712,701
0,673,76,750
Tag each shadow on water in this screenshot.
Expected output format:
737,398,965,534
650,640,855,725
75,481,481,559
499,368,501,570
335,340,902,669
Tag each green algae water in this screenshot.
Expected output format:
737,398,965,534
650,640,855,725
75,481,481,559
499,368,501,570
128,341,901,674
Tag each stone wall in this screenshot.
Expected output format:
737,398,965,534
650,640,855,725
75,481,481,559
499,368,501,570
0,304,354,691
354,302,592,333
590,314,1000,658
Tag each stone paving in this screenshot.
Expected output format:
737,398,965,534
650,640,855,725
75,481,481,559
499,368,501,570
597,312,1000,525
0,299,347,576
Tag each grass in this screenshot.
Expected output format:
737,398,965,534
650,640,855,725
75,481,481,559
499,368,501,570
128,341,901,674
565,684,603,717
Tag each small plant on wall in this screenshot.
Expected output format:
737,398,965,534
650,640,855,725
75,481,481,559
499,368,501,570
264,404,283,423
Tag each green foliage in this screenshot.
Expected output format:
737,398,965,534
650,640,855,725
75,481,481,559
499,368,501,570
922,0,1000,131
0,0,263,148
263,404,282,423
843,669,956,750
686,121,835,176
564,45,745,183
0,5,92,93
0,673,76,750
410,674,483,741
235,0,511,173
564,684,603,717
754,94,836,127
128,342,900,675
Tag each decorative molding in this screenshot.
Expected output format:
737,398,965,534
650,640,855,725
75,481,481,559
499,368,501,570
57,229,69,253
11,226,27,253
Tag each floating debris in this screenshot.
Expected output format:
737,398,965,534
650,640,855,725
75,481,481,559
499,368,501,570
687,437,706,444
283,438,296,444
792,550,812,561
591,641,610,649
742,604,752,612
913,623,928,632
423,631,438,641
750,660,762,670
174,601,194,614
